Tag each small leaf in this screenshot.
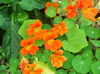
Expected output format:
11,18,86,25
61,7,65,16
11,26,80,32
47,61,57,70
42,24,52,30
63,18,75,29
0,48,3,53
53,16,62,24
9,58,19,67
91,61,100,74
96,48,100,60
39,54,49,62
56,69,67,74
0,65,7,71
69,69,80,74
61,0,69,8
46,6,56,17
82,50,94,59
1,0,15,3
34,40,44,46
0,13,6,27
90,40,100,47
85,27,100,39
9,66,17,74
15,70,21,74
62,51,74,69
62,27,88,53
72,55,92,74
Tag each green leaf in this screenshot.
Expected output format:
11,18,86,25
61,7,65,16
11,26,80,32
90,40,100,47
9,58,19,67
53,16,62,24
18,20,35,39
56,69,67,74
15,70,21,74
62,27,88,53
46,6,56,17
0,13,6,27
39,54,49,62
34,61,56,74
96,48,100,60
19,0,51,11
0,48,3,53
69,69,80,74
85,27,100,39
72,55,92,74
82,50,94,59
82,43,92,51
0,65,7,72
34,40,44,46
0,55,3,59
1,0,15,3
42,24,52,30
63,18,75,29
2,22,21,60
0,71,6,74
9,66,17,74
61,0,69,8
62,51,74,69
91,61,100,74
47,61,57,70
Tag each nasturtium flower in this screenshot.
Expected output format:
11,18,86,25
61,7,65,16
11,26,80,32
26,19,47,40
44,39,62,52
19,57,29,71
20,37,39,55
82,8,98,21
22,63,43,74
51,22,68,36
76,0,94,9
50,50,66,68
45,2,59,13
66,5,77,18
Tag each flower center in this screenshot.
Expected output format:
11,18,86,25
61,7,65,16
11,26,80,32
34,27,41,33
47,39,54,45
25,45,32,51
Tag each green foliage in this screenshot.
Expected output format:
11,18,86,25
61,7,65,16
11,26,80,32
91,61,100,74
96,48,100,60
0,13,6,27
0,0,15,3
56,69,67,74
53,16,62,24
2,21,21,60
72,55,92,74
62,27,88,53
46,6,56,17
90,40,100,47
61,0,69,8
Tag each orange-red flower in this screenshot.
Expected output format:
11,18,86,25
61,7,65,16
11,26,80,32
51,22,68,36
82,8,98,21
76,0,94,9
22,63,43,74
45,2,59,13
66,5,77,18
19,57,29,71
50,50,66,68
20,37,39,55
26,19,47,40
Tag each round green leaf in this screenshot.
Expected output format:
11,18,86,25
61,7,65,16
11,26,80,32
43,50,52,56
47,61,57,70
15,70,21,74
91,61,100,74
96,48,100,60
63,18,75,29
39,54,49,62
9,66,17,74
72,55,92,74
9,58,19,67
61,0,69,8
82,43,92,51
62,51,74,69
0,65,7,71
34,40,44,46
46,6,56,17
56,69,67,74
82,50,94,59
0,71,6,74
90,40,100,47
69,69,80,74
85,27,100,39
53,16,62,24
42,24,52,30
62,27,88,53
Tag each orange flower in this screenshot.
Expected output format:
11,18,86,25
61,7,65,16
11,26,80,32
44,39,62,52
66,5,77,18
43,30,58,41
51,22,68,36
45,2,59,13
23,63,43,74
20,37,39,55
82,8,98,21
19,57,29,71
50,50,66,68
76,0,94,9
